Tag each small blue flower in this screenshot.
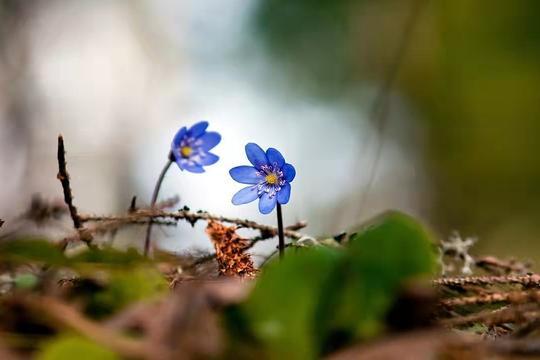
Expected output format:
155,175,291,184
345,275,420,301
171,121,221,173
230,143,296,214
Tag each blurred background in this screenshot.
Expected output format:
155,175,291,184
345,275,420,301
0,0,538,264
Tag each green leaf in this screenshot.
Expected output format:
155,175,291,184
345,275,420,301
37,335,120,360
317,211,437,345
237,211,437,359
71,247,147,267
87,267,168,318
14,273,39,289
0,239,68,266
242,247,342,360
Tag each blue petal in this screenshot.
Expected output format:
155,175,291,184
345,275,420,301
245,143,268,169
198,152,219,166
266,148,285,168
182,161,205,173
172,126,187,147
232,185,259,205
258,192,277,214
175,157,186,170
229,166,261,184
188,121,209,138
283,163,296,182
277,183,291,204
197,131,221,151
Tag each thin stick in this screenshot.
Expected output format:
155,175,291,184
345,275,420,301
433,274,540,287
144,154,174,257
57,135,93,248
276,204,285,259
57,135,82,230
23,296,150,358
440,290,540,308
355,0,427,218
81,209,305,240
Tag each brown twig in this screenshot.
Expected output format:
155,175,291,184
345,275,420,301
22,295,151,358
434,274,540,288
441,290,540,308
56,135,93,248
475,256,531,275
440,304,540,327
56,135,82,230
80,209,306,240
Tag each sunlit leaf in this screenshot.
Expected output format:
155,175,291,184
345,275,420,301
14,273,39,289
37,335,119,360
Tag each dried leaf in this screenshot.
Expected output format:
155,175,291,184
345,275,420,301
206,221,257,278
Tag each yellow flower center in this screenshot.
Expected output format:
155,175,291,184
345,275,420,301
265,173,278,185
180,146,193,158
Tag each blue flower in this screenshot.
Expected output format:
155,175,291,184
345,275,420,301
230,143,296,214
171,121,221,173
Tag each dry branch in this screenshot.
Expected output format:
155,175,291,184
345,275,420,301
22,296,151,358
80,209,306,240
56,135,93,248
440,304,540,327
441,290,540,308
56,135,82,230
434,274,540,288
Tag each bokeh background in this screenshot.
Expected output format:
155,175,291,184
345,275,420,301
0,0,538,263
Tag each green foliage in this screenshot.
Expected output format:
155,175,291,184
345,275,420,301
37,335,119,360
87,267,168,318
236,211,436,360
0,239,147,270
71,247,148,269
0,239,68,266
317,211,437,346
253,0,354,96
242,247,343,359
14,273,39,290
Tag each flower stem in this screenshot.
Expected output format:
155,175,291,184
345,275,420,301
143,153,174,256
276,203,285,259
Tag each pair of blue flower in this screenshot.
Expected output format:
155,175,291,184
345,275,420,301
171,121,295,214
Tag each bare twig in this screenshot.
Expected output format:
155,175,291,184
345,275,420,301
80,209,306,240
56,135,93,248
356,0,427,217
128,196,138,213
440,304,540,327
434,274,540,288
56,135,82,230
441,290,540,308
475,256,531,275
22,295,151,358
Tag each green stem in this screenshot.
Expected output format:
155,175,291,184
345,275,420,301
143,153,174,256
276,203,285,259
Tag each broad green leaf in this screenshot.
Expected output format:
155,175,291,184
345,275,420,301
237,211,436,359
242,247,342,360
38,335,119,360
317,211,437,345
